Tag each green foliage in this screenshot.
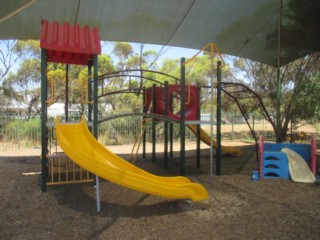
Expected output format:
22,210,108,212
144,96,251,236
47,68,66,103
5,117,40,142
99,117,140,145
3,40,235,125
233,52,320,140
5,58,41,117
112,42,134,70
98,55,115,73
293,73,320,122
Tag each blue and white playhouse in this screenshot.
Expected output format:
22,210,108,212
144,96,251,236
260,136,317,183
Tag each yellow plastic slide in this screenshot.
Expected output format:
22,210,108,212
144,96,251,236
187,125,241,156
281,148,316,183
55,116,208,201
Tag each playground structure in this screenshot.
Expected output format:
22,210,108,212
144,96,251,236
40,20,209,207
97,68,244,173
260,136,317,183
39,20,317,213
97,68,280,167
91,62,319,184
40,19,101,189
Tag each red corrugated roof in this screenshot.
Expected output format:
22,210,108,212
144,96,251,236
40,20,101,65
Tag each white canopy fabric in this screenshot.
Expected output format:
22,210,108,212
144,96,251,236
0,0,319,67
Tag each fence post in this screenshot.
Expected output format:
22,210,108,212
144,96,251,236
164,81,169,169
231,112,235,140
196,83,201,168
152,84,156,162
180,57,186,176
252,114,255,141
18,111,21,149
142,87,146,158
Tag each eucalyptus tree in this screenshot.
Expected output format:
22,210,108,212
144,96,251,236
233,52,320,140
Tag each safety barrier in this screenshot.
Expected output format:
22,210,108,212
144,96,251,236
47,152,94,185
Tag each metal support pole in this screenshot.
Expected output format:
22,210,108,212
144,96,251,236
290,119,293,143
196,84,201,168
18,111,20,149
65,64,69,122
276,68,282,142
251,114,259,162
276,0,282,143
164,81,169,169
142,87,146,158
93,56,98,138
216,61,222,176
88,62,93,124
41,48,48,192
252,114,255,132
93,55,101,212
152,84,156,162
232,112,235,139
180,58,186,176
169,123,173,157
95,175,101,212
209,57,215,181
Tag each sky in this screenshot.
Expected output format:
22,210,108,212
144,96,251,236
0,41,205,81
101,41,202,65
1,40,240,80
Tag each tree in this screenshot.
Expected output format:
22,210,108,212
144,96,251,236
0,40,19,82
0,40,26,111
46,68,66,104
98,55,115,74
112,42,133,70
5,58,41,118
0,40,37,82
294,72,320,122
0,40,41,113
101,43,161,111
233,52,320,140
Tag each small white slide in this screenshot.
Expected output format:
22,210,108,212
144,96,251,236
281,148,316,183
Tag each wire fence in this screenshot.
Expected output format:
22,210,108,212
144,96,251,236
0,113,318,151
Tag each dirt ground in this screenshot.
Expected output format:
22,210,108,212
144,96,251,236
1,142,320,240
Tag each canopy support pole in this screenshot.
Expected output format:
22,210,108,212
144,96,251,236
276,0,282,143
65,64,69,122
216,61,222,176
180,57,186,176
93,55,101,212
41,48,48,192
209,57,214,181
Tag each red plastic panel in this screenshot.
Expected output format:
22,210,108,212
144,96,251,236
145,85,198,121
40,20,101,65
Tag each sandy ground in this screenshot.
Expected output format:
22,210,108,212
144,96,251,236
1,142,320,240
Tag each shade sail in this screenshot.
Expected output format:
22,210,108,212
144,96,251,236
0,0,319,67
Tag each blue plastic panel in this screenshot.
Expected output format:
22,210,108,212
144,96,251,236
262,151,290,179
264,143,310,164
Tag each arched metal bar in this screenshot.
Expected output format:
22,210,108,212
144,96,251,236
98,87,181,104
99,74,164,86
98,69,180,83
203,81,281,141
